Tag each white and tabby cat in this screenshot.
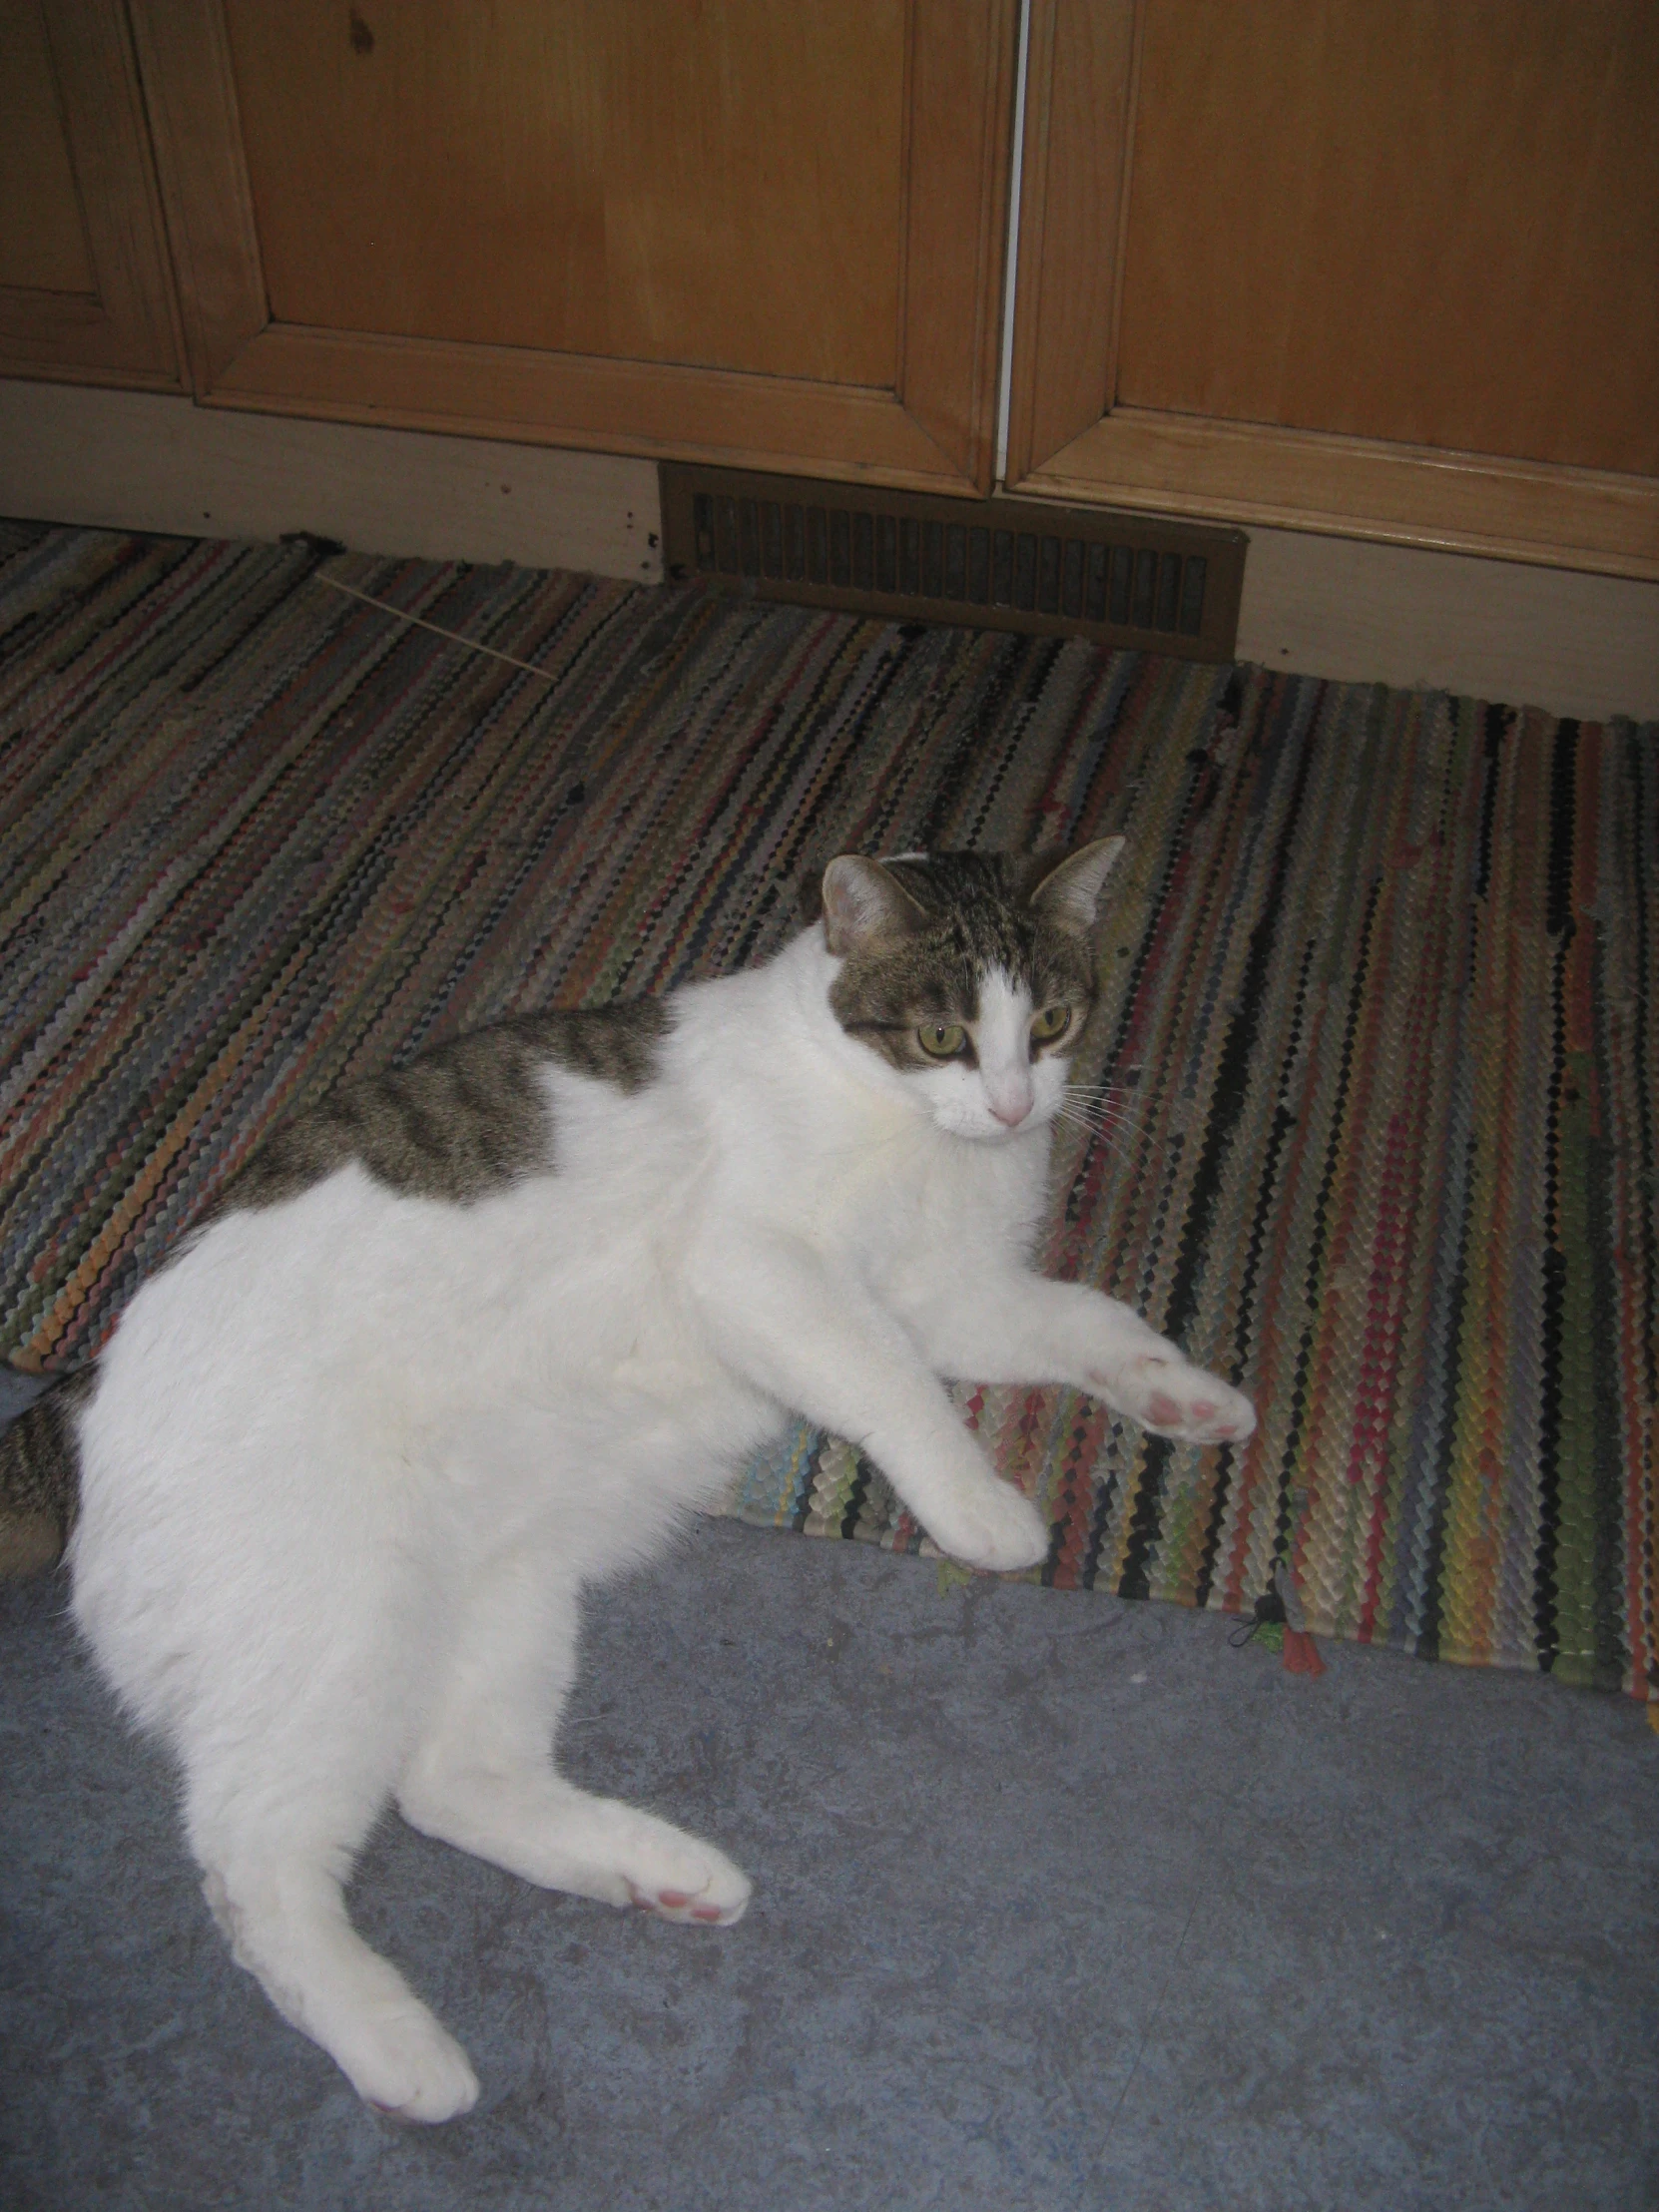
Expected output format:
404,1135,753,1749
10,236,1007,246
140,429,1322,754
4,841,1253,2121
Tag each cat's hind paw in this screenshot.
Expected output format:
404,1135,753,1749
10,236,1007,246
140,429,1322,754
1099,1353,1256,1446
605,1813,752,1928
627,1878,748,1927
346,2005,480,2124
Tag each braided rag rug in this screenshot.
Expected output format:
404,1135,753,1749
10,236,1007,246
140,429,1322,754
3,520,1654,1697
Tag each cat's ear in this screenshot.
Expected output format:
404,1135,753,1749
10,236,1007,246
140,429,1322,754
1028,837,1126,934
820,856,927,956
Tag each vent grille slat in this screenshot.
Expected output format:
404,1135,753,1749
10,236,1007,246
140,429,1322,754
666,467,1246,662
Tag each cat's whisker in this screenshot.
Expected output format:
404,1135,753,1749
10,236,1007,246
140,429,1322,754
1052,1101,1169,1161
1063,1084,1152,1119
1061,1083,1164,1135
1058,1086,1148,1122
1053,1104,1134,1138
1062,1099,1151,1131
1057,1106,1141,1141
1067,1107,1156,1138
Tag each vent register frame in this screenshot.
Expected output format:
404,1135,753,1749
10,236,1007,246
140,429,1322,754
660,465,1246,662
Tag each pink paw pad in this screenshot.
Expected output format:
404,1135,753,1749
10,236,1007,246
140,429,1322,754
626,1882,729,1924
1149,1392,1183,1425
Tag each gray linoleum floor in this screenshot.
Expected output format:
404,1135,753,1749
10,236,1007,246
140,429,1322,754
2,1373,1654,2212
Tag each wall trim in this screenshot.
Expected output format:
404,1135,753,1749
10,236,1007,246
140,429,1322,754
1237,523,1659,723
3,380,1653,721
0,379,661,580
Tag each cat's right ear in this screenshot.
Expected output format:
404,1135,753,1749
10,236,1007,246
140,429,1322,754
820,856,926,956
1029,837,1126,935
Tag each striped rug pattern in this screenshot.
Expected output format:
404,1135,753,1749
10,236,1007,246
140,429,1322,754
3,522,1654,1695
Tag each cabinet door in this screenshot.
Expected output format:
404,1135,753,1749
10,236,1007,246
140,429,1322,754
1006,0,1659,577
131,0,1015,494
0,0,184,387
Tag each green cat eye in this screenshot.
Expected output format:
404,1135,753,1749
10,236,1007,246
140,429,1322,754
1030,1003,1072,1045
916,1020,968,1059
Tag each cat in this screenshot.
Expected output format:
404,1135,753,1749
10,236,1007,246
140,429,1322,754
0,840,1254,2122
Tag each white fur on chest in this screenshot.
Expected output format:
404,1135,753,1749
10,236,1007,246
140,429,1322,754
676,938,1052,1281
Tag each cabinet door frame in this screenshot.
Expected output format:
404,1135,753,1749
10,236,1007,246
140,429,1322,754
1005,0,1659,581
130,0,1016,497
0,0,186,389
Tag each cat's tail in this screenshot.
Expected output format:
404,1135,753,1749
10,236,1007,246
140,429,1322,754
0,1370,94,1577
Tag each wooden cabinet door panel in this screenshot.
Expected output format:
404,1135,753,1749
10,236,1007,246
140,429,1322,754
226,0,902,386
133,0,1015,493
0,0,185,387
1007,0,1659,578
1120,0,1659,477
1,0,97,295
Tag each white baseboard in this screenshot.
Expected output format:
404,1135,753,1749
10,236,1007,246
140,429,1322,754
4,378,1653,719
0,379,662,582
1238,524,1658,722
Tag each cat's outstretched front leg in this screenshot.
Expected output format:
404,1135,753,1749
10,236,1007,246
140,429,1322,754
703,1230,1050,1572
1086,1332,1257,1444
903,1272,1256,1446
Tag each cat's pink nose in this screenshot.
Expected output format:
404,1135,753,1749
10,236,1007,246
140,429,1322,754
991,1094,1031,1127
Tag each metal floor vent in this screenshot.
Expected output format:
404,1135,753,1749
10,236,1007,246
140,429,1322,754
660,464,1245,662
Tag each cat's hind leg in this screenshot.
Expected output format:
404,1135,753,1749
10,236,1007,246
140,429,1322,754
185,1719,481,2122
396,1549,751,1928
72,1270,487,2117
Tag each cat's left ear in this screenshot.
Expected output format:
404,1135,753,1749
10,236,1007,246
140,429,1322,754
820,856,927,956
1028,837,1126,934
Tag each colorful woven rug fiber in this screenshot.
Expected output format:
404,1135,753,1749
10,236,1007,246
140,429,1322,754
3,520,1654,1697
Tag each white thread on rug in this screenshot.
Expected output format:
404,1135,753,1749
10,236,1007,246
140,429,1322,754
311,573,558,682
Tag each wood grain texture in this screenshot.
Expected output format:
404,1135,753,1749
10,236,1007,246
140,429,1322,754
207,323,971,491
132,0,1012,491
1003,0,1136,483
897,0,1019,486
0,1,96,294
1025,407,1659,580
221,0,904,387
0,0,185,386
127,0,268,390
1119,0,1659,475
1005,0,1659,573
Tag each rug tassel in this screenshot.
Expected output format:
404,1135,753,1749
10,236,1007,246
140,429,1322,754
1274,1562,1326,1678
1282,1625,1327,1676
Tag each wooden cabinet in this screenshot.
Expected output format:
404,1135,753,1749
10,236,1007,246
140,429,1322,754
0,0,184,387
4,0,1655,575
1007,0,1659,576
128,0,1015,495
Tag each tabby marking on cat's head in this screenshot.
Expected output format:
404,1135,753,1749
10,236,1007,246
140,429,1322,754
817,840,1125,1142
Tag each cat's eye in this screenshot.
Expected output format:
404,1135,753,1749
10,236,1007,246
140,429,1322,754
916,1020,968,1059
1030,1003,1072,1046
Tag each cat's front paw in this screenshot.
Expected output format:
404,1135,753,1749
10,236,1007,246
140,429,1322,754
921,1476,1050,1573
1095,1352,1256,1445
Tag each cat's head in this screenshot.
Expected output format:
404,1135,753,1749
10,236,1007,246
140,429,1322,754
811,840,1125,1142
